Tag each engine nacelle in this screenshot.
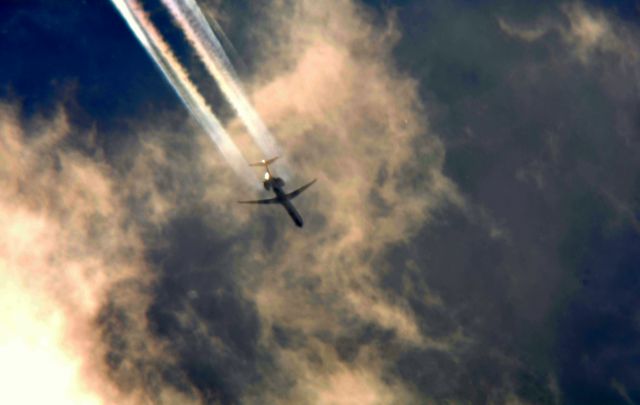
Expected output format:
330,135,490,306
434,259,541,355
263,177,285,191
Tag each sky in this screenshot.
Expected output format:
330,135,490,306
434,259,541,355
1,0,640,404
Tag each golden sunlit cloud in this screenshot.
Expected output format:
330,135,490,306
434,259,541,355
0,103,199,404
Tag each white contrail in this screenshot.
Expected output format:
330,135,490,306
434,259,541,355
110,0,259,187
160,0,290,178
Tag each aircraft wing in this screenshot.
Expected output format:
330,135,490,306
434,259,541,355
285,179,317,200
238,197,279,204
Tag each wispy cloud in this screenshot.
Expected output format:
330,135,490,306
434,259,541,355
0,103,201,404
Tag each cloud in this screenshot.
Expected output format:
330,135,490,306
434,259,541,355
211,0,462,402
497,1,640,208
1,0,462,403
106,0,462,403
418,1,640,403
497,17,552,42
499,2,640,69
0,102,201,404
8,0,640,403
15,0,640,403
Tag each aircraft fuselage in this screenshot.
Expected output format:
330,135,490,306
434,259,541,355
265,178,304,227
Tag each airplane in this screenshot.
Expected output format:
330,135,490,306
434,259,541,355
238,157,316,228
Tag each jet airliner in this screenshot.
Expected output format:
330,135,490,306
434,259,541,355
238,157,316,227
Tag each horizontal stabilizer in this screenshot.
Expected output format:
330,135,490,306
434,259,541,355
285,179,317,200
238,197,279,204
249,157,279,167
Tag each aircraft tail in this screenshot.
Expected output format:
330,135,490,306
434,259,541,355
249,157,279,167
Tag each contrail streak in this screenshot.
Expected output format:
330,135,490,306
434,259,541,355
160,0,290,178
110,0,259,187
